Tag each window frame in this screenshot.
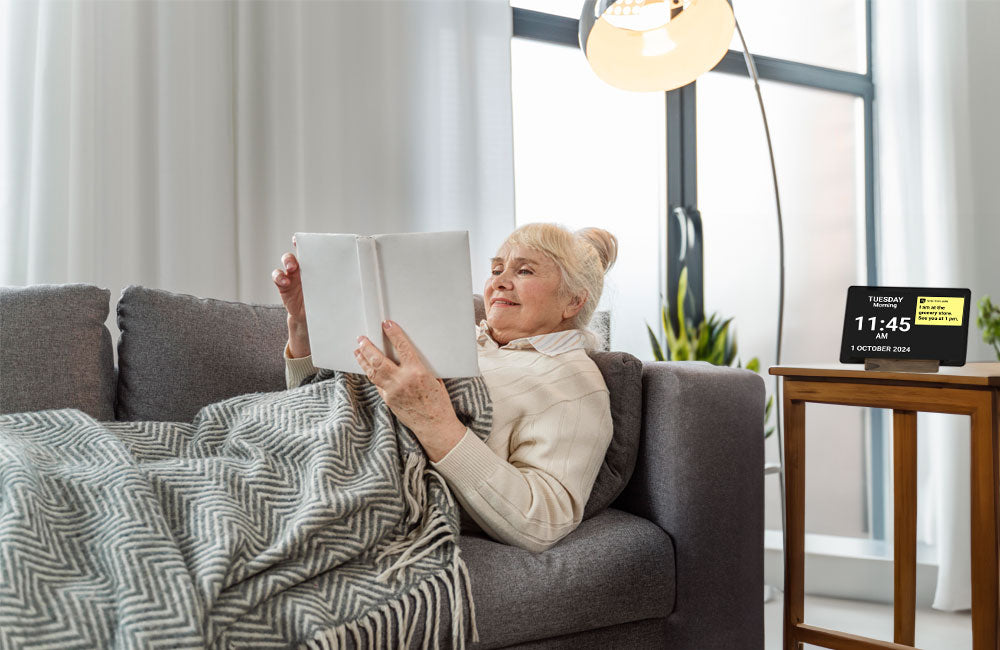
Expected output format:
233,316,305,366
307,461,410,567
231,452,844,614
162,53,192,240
511,2,885,541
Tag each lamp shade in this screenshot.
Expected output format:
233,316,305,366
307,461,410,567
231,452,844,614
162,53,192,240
579,0,735,92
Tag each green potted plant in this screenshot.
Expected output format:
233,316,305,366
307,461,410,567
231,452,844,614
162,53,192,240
977,295,1000,360
647,266,775,437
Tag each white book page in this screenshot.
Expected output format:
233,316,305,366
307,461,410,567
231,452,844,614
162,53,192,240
375,231,480,378
294,233,369,372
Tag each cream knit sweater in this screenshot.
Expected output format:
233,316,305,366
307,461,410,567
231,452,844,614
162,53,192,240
284,322,613,553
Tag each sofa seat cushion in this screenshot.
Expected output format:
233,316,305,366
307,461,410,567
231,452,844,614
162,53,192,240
0,284,115,420
459,508,674,649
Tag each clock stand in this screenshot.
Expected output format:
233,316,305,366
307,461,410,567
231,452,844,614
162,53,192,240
863,358,940,373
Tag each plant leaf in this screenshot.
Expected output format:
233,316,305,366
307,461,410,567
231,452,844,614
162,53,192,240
646,324,665,362
662,305,678,359
676,339,692,360
714,316,733,338
697,322,711,358
712,322,729,364
676,267,689,344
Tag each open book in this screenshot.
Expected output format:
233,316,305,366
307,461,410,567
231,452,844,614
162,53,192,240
294,231,480,378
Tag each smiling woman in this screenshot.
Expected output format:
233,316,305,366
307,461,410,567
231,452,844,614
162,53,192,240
487,245,586,346
274,222,621,553
488,224,618,346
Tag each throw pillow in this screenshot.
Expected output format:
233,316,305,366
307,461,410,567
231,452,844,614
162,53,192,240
584,350,643,519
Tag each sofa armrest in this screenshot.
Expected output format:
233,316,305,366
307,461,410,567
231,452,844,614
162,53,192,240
613,361,765,649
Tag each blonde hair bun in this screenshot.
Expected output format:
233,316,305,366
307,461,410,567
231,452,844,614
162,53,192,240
575,227,618,273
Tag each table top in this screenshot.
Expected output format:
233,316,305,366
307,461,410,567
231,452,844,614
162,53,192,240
769,362,1000,387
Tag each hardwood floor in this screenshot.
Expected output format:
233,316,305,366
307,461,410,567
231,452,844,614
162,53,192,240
765,594,972,649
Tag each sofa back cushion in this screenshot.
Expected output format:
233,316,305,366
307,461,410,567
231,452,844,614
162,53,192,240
115,286,287,421
0,284,115,421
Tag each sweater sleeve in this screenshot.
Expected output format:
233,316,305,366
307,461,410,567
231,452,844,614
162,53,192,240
431,390,613,553
284,343,319,389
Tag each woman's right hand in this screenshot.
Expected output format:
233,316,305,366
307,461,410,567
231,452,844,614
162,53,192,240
272,241,311,358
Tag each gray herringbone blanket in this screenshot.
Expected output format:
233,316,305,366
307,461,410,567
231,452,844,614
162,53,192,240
0,370,491,649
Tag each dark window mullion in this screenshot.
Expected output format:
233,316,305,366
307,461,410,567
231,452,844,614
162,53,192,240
712,51,873,99
512,8,578,46
666,85,704,329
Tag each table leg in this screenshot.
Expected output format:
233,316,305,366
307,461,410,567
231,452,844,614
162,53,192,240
995,390,1000,649
893,410,917,646
970,393,999,649
783,387,805,650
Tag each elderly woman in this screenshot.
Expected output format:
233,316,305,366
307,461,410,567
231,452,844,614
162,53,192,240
271,223,618,553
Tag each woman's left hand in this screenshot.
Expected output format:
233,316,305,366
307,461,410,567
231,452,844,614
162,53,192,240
354,320,468,462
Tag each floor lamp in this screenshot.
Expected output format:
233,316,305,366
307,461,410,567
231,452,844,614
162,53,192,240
578,0,788,595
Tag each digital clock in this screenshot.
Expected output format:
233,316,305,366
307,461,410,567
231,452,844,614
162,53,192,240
839,286,971,365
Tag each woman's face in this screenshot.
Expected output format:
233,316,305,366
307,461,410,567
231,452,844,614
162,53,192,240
484,245,586,346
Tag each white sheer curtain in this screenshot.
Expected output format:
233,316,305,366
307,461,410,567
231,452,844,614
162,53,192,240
875,0,1000,611
1,0,514,323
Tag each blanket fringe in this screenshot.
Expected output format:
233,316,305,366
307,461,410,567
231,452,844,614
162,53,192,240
304,452,478,649
303,565,475,650
375,458,454,583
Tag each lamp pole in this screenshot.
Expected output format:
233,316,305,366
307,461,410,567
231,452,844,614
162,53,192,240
732,15,787,547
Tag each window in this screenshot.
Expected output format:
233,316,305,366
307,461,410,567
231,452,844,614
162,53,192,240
511,2,880,544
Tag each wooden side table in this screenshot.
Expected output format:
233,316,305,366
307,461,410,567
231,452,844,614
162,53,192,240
769,363,1000,650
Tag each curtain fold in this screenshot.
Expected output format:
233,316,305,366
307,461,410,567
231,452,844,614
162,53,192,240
1,0,514,326
875,0,1000,611
233,0,517,304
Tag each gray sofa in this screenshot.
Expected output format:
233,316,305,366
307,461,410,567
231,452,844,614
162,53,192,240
0,283,765,649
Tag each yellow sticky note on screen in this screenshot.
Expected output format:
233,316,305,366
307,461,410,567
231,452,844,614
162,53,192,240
915,296,965,326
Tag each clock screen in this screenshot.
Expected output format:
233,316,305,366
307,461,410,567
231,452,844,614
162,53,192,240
840,286,971,365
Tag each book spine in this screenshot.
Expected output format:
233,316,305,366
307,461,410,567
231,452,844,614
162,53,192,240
357,237,392,359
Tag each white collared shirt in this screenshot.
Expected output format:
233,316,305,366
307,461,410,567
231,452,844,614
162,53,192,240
475,320,593,356
432,320,611,552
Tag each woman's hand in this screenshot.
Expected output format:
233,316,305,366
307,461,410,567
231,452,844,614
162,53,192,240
354,320,467,462
271,237,311,358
